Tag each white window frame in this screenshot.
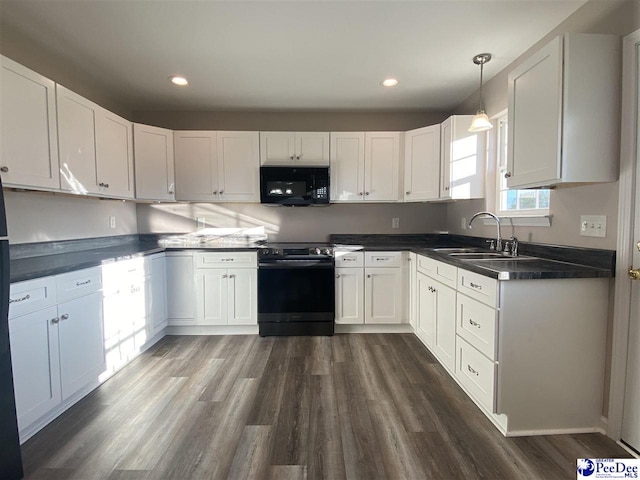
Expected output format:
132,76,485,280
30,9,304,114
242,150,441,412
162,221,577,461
495,112,551,218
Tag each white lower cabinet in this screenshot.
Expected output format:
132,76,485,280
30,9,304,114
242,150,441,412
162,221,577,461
9,268,106,441
148,254,168,332
195,252,257,326
335,267,364,325
166,252,196,325
412,253,610,435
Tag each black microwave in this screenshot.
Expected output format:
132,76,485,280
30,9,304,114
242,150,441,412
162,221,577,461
260,166,330,206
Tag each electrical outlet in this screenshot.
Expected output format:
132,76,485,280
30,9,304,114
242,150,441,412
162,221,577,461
461,217,467,230
109,216,116,229
196,217,206,229
392,217,400,229
580,215,607,238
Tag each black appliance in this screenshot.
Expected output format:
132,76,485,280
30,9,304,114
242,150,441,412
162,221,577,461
0,177,24,479
258,243,335,336
260,166,329,206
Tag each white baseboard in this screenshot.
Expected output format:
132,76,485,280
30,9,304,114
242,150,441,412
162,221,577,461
166,325,259,335
504,427,605,437
335,324,414,334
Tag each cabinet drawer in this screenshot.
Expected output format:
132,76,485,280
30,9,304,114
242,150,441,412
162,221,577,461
457,294,498,360
335,250,364,268
457,269,497,307
365,251,402,268
102,257,147,295
56,267,102,303
195,252,257,268
9,277,57,319
417,255,457,288
456,336,497,413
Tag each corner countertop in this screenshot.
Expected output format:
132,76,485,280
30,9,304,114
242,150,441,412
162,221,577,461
9,233,615,283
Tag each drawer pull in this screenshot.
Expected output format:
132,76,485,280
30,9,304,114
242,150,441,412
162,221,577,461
469,282,483,290
374,257,389,262
469,319,481,328
221,258,234,262
9,294,31,304
50,317,60,325
60,314,70,321
131,286,141,294
467,364,479,376
343,258,355,262
75,279,91,287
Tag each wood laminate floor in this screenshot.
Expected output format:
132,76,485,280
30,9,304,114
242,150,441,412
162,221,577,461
22,334,630,480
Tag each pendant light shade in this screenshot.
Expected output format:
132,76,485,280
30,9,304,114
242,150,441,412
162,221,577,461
469,53,493,132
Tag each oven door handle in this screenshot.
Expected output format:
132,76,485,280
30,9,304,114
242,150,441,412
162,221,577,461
259,260,334,269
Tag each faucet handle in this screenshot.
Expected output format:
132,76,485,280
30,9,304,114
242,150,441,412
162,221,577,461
485,239,496,250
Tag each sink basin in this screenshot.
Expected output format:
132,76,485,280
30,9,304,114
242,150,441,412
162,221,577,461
471,256,538,262
448,252,508,259
432,247,484,253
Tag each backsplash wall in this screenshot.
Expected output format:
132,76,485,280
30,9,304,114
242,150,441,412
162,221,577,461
136,202,448,242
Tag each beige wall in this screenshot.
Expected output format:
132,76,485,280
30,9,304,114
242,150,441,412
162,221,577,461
136,202,447,242
447,0,640,250
132,110,448,132
4,190,138,244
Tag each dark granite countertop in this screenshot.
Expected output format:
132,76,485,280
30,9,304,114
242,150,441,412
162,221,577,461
9,233,615,283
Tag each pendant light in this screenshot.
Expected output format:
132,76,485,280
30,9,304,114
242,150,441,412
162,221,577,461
468,53,493,132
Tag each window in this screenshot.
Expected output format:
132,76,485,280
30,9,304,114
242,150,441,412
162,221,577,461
496,115,550,215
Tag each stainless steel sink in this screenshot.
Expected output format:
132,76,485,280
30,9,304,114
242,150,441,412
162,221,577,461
448,252,508,259
471,256,538,262
432,247,484,253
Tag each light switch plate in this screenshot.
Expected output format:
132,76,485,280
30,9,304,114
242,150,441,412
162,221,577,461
196,217,206,229
461,217,467,230
109,216,116,229
580,215,606,238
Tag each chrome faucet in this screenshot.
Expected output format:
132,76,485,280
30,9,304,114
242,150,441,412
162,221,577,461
468,211,502,252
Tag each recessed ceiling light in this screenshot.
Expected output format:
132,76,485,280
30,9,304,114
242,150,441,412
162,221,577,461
382,78,399,87
169,75,188,86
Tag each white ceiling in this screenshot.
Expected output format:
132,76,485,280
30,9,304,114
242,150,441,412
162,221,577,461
0,0,586,112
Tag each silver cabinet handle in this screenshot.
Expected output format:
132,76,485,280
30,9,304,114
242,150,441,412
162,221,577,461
504,172,512,178
469,319,481,328
229,274,235,278
168,190,174,195
219,190,224,194
9,294,31,304
76,280,91,287
365,192,370,196
406,191,411,195
289,155,294,160
358,192,364,196
213,190,218,195
99,182,110,188
296,155,301,160
467,365,479,376
222,274,228,278
469,282,483,290
51,317,60,325
60,314,70,321
444,186,450,191
0,166,8,173
367,274,371,278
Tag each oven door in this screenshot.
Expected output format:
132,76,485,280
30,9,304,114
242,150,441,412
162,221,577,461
258,260,335,323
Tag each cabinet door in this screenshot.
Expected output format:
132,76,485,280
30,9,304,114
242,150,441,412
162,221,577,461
404,125,440,201
507,36,562,188
149,255,168,333
335,267,364,324
408,253,418,330
227,268,257,325
364,132,401,202
95,108,134,199
330,132,365,202
8,306,61,433
365,267,403,324
416,272,435,348
174,131,218,201
295,132,330,165
260,132,295,165
56,85,99,195
166,254,195,325
440,115,484,200
433,281,456,372
133,124,175,201
0,55,60,190
57,291,106,400
195,270,227,325
217,131,260,202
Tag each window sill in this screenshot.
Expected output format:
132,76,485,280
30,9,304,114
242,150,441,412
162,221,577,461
482,215,552,227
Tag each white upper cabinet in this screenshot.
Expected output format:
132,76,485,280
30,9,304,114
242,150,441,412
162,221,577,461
175,131,259,202
440,115,485,200
260,131,329,165
365,132,402,202
217,131,260,202
330,132,402,202
133,124,175,201
330,132,365,202
95,108,134,199
56,85,99,195
0,55,60,190
57,85,134,199
404,125,440,202
507,33,620,188
174,131,218,201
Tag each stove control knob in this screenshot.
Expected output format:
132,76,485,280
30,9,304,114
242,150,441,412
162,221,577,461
262,250,270,255
323,248,333,256
314,248,322,255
